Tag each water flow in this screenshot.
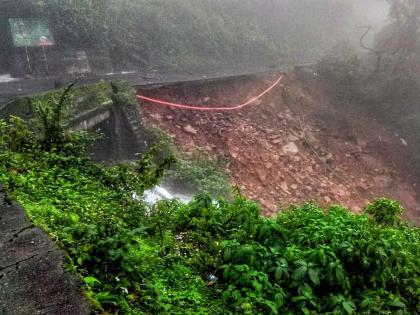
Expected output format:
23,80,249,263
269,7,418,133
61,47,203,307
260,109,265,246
142,185,191,204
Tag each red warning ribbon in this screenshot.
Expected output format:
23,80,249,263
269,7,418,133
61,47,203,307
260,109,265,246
137,75,284,111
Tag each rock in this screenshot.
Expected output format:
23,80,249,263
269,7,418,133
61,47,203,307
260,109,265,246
282,142,299,155
337,190,348,197
257,169,267,183
324,196,332,203
373,175,393,188
150,113,161,120
291,184,298,190
287,134,300,142
0,186,91,315
271,138,282,145
183,124,198,135
280,182,291,194
254,99,263,106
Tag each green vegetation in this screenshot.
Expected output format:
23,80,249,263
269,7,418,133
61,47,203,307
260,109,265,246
27,0,358,71
146,127,231,198
0,92,419,314
165,155,230,197
0,81,112,122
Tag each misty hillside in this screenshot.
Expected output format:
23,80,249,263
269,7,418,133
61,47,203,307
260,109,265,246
1,0,389,72
0,1,419,315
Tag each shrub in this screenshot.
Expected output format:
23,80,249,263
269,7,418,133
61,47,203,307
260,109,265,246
0,108,418,314
364,197,404,226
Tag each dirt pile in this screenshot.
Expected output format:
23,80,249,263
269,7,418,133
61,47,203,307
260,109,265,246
138,71,420,223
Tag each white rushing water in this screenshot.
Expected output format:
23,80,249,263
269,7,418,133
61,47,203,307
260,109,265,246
140,185,192,204
0,74,19,83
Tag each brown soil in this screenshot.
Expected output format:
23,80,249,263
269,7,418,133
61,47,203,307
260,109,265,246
138,70,420,224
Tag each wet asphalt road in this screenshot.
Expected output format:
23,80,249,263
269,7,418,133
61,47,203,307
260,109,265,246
0,64,289,106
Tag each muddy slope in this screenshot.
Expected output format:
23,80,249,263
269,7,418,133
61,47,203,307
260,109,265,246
138,71,419,223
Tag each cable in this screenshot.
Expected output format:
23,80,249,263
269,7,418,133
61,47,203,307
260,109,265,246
137,75,284,111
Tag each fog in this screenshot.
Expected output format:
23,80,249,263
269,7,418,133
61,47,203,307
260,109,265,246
0,0,419,191
350,0,390,48
0,0,391,78
1,2,420,314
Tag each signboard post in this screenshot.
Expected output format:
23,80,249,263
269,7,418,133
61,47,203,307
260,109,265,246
9,18,54,74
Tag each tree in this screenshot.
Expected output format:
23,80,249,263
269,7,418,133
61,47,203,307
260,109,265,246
375,0,420,77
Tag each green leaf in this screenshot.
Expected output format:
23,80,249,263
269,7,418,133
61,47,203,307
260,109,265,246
292,266,307,281
68,212,80,223
342,301,355,314
223,247,232,261
388,299,406,308
275,267,284,281
77,256,83,265
274,293,284,307
264,300,278,313
308,269,320,286
360,298,370,309
83,276,101,285
335,267,345,285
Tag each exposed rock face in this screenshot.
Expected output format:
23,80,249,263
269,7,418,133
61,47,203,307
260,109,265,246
0,185,91,315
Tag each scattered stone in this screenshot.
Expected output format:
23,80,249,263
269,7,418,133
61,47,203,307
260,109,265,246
282,142,299,155
150,113,161,120
280,182,291,194
291,184,298,190
337,190,348,197
324,196,332,203
257,169,267,183
287,134,300,142
183,124,198,135
271,138,282,145
373,175,393,188
254,99,262,106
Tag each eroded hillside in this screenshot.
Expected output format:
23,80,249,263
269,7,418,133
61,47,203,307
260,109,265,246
139,70,420,223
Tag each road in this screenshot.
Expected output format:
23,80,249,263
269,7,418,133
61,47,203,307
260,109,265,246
0,64,290,106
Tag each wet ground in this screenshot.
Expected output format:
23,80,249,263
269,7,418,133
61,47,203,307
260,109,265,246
139,70,420,224
0,64,286,106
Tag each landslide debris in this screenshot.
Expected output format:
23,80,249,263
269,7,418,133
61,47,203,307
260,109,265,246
139,71,420,223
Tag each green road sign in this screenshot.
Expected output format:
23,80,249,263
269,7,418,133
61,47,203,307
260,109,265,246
9,18,54,48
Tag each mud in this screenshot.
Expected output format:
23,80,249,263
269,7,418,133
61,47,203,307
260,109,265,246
139,71,420,224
